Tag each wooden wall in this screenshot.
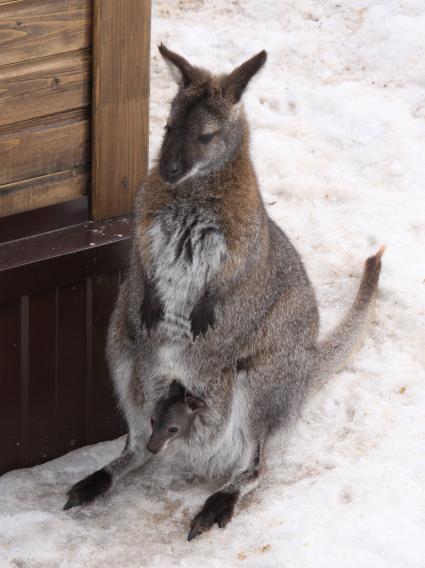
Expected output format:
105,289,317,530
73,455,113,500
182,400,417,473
91,0,151,220
0,0,92,217
0,0,151,475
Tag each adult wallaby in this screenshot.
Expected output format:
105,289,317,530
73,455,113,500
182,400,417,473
64,45,383,541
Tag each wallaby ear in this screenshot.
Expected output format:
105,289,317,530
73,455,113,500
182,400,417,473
168,380,186,399
185,394,206,413
223,50,267,103
158,43,194,87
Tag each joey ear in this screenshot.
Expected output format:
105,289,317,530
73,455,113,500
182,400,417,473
185,395,206,413
223,50,267,103
158,43,194,87
168,380,186,399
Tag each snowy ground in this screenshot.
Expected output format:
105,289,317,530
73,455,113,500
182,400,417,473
1,1,425,566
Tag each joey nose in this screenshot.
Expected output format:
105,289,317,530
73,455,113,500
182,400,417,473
146,439,161,454
147,444,159,455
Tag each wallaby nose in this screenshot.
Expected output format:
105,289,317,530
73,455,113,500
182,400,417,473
146,439,161,454
166,159,183,182
147,443,159,454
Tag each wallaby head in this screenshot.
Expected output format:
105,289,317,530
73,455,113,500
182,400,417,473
158,44,267,185
147,380,206,454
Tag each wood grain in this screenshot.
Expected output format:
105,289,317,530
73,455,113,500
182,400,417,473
0,0,91,66
0,167,89,217
0,109,90,186
0,49,91,127
92,0,151,220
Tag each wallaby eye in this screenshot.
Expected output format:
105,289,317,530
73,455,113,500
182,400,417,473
150,418,155,427
164,124,172,133
199,132,215,144
168,426,178,433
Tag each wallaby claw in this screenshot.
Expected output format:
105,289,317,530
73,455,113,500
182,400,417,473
63,492,81,510
63,469,112,511
187,522,203,542
188,490,238,541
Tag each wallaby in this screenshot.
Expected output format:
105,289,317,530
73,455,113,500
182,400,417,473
147,380,206,455
64,45,383,541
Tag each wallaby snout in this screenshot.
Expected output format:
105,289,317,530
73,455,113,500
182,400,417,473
160,156,184,184
146,435,164,455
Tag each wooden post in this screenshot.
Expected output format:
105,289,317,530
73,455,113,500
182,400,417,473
91,0,151,220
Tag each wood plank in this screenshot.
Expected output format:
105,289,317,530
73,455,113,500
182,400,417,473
0,0,91,66
0,167,89,217
0,49,91,127
25,289,57,466
0,109,90,186
0,217,132,302
0,196,89,243
92,0,151,220
90,272,125,443
56,281,87,455
0,299,22,474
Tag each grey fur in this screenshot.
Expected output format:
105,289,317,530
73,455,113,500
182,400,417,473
147,380,206,455
64,47,383,540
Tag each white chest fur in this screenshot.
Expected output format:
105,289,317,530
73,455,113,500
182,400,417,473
147,204,226,339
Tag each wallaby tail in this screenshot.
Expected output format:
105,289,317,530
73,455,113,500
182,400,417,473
313,246,385,392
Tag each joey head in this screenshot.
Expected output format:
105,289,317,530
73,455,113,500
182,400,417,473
147,381,206,454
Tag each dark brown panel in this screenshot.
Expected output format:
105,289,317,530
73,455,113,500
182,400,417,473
0,217,131,304
20,295,29,467
25,289,57,465
0,109,90,186
0,299,22,473
92,0,151,220
0,217,130,474
0,196,89,244
0,0,91,66
90,272,124,443
0,49,91,127
56,281,87,454
0,167,89,218
85,276,94,444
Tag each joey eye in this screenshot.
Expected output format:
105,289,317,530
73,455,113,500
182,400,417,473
164,124,172,133
151,418,155,427
198,132,215,144
168,426,178,433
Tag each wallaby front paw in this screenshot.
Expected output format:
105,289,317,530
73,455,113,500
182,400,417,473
63,468,112,510
189,289,216,340
188,490,238,541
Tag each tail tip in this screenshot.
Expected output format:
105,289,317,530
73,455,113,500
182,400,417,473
376,245,386,260
365,244,385,273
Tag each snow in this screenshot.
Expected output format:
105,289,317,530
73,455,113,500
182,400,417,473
1,1,425,566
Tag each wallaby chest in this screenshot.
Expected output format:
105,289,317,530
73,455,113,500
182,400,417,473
146,201,226,340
